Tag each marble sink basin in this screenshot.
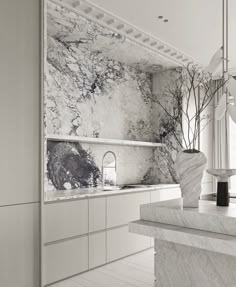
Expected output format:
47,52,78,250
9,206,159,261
140,198,236,236
103,184,153,191
120,184,152,189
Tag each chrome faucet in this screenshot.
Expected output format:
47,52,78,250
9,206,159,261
102,151,117,189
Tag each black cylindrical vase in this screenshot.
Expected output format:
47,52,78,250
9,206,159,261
217,182,229,206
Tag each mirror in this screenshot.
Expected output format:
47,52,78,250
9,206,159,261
102,151,117,189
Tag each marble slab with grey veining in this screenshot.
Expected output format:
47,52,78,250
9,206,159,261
44,183,180,203
129,198,236,286
45,1,182,193
140,198,236,236
154,239,236,287
129,219,236,286
129,219,236,257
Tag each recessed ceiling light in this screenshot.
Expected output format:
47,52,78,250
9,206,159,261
158,16,169,22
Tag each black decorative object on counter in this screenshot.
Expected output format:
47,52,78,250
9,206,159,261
217,182,229,207
207,169,236,207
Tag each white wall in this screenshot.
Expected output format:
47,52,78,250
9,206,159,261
0,0,40,286
200,105,214,196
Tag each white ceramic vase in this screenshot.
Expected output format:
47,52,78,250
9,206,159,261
174,151,207,208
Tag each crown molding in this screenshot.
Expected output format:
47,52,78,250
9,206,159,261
50,0,203,69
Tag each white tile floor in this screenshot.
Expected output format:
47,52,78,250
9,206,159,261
51,249,154,287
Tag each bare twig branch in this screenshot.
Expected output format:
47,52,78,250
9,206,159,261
151,64,226,153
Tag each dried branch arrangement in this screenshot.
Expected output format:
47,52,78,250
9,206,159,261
153,65,226,153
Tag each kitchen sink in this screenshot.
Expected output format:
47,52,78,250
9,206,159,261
120,184,151,189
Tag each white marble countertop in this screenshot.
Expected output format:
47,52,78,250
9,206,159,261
129,219,236,257
44,184,179,203
129,198,236,255
140,198,236,236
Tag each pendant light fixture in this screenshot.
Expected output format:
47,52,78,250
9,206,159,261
206,0,236,207
214,0,236,124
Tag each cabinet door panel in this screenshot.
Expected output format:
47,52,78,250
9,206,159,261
107,226,150,262
107,192,150,228
45,236,88,285
89,197,106,232
0,203,39,287
89,232,106,269
45,200,88,243
150,189,161,202
159,187,181,201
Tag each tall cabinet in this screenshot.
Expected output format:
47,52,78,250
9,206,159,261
0,0,40,286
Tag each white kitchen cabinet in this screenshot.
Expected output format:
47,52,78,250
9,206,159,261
107,225,150,262
0,203,39,287
0,0,40,207
159,187,181,201
44,199,88,243
89,197,106,232
43,186,181,284
45,236,88,285
106,192,150,228
151,187,181,203
89,231,106,269
150,189,161,202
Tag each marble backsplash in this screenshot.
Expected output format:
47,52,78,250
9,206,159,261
46,140,156,191
45,1,181,191
46,1,153,140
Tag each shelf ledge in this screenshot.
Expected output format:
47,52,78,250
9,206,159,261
46,134,165,148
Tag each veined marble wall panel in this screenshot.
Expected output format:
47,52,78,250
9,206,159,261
46,1,153,139
154,239,236,287
151,70,182,183
46,1,174,74
45,2,180,191
46,141,154,191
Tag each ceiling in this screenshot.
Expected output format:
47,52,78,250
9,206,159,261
88,0,236,72
48,0,179,72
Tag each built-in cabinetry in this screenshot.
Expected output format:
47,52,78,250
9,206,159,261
106,192,150,262
0,203,40,287
106,192,150,228
89,231,106,269
44,186,180,285
89,197,106,232
45,236,88,284
107,225,150,262
45,199,88,242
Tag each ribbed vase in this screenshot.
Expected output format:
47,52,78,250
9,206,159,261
174,151,207,208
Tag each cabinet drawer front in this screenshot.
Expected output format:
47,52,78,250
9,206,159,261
159,187,181,201
89,231,106,269
89,197,106,232
44,200,88,243
150,189,161,202
107,192,150,228
151,187,181,203
107,226,150,262
45,236,88,285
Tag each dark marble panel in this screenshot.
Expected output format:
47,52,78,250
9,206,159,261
47,141,101,190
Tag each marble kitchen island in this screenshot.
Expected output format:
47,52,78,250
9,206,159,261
129,198,236,287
